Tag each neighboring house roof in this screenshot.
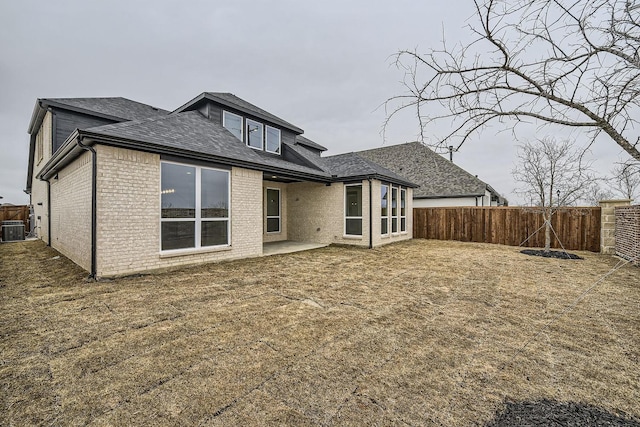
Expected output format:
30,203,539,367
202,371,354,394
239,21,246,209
172,92,304,134
357,141,501,199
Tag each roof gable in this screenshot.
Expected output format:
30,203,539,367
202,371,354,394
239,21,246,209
172,92,304,134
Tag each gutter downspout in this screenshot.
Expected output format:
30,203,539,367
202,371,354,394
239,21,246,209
368,178,373,249
47,180,51,246
77,137,97,279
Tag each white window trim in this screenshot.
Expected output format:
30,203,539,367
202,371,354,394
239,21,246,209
222,111,243,142
391,186,399,235
381,184,389,236
265,125,281,154
246,118,264,150
400,188,407,233
159,161,231,254
266,187,281,234
344,183,363,237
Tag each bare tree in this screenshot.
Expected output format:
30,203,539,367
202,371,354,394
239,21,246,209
585,182,616,206
386,0,640,162
611,162,640,200
513,137,597,251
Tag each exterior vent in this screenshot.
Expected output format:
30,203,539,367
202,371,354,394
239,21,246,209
1,220,25,242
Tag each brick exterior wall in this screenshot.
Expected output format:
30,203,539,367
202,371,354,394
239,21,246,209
615,205,640,265
94,146,263,277
30,112,53,244
262,180,287,243
49,151,92,271
39,142,414,277
287,179,412,247
287,181,369,247
600,199,632,254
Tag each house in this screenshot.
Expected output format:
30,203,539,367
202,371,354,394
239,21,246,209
26,93,417,278
357,142,507,207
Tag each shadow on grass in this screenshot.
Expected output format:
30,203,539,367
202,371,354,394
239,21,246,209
486,399,640,427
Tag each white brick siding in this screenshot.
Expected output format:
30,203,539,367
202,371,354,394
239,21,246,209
49,151,92,271
94,146,263,277
287,179,412,248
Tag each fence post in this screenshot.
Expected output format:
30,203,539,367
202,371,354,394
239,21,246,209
599,199,632,254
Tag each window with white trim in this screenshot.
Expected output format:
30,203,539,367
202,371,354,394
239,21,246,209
265,126,281,154
391,186,398,233
381,184,389,235
400,188,407,232
246,119,263,150
160,162,230,251
266,188,281,233
345,184,362,236
222,111,243,141
222,110,282,155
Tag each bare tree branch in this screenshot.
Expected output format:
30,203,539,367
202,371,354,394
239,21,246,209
385,0,640,162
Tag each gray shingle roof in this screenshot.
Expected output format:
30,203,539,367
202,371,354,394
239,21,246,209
172,92,303,134
296,135,327,152
324,152,418,187
82,112,332,179
357,142,494,198
41,97,169,121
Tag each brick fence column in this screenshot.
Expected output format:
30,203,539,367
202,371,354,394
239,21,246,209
599,199,632,254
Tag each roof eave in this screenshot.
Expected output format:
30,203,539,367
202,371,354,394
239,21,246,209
37,129,83,181
27,100,46,135
333,173,418,188
170,92,208,115
414,193,486,199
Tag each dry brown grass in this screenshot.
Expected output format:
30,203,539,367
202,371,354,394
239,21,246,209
0,239,638,426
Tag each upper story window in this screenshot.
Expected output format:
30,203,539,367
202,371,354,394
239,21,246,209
223,111,243,141
222,110,281,154
246,119,264,150
266,126,281,154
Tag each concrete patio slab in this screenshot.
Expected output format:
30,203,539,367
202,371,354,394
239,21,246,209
262,241,328,256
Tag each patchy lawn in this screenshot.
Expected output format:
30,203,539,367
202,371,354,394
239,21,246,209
1,239,639,426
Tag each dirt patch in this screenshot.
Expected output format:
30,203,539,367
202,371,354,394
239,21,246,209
1,239,639,425
521,248,583,259
486,399,640,426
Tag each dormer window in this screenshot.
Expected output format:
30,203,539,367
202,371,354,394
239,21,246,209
222,111,243,141
223,109,282,155
266,126,281,154
246,119,263,150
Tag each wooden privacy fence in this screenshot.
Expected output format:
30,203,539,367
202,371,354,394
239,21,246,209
413,206,601,252
0,205,30,233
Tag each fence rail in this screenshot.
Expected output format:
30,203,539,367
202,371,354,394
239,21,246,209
0,205,30,235
413,206,601,252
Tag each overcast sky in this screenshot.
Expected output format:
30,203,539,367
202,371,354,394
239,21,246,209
0,0,631,205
